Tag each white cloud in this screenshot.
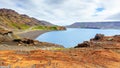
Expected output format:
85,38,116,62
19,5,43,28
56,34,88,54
0,0,120,25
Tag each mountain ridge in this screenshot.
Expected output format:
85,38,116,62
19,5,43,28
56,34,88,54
0,8,54,30
67,21,120,29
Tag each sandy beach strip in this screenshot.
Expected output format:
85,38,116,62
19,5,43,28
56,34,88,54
17,30,49,39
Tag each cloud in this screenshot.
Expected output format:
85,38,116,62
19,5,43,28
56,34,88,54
44,0,64,5
106,13,120,20
0,0,120,25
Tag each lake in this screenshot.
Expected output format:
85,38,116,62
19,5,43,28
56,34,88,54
36,28,120,48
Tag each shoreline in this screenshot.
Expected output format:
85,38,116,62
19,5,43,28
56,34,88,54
17,30,49,39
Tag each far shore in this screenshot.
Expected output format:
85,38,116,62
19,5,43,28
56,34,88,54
17,30,49,39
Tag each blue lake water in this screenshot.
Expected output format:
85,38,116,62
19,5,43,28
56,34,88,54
36,28,120,48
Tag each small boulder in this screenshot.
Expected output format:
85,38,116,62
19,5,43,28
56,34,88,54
13,39,21,43
21,38,34,44
0,29,14,42
75,41,90,48
93,34,104,40
107,38,113,41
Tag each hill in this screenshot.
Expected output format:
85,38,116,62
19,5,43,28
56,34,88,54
0,8,65,30
67,21,120,29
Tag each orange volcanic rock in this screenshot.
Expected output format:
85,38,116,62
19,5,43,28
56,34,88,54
76,34,120,49
0,48,120,68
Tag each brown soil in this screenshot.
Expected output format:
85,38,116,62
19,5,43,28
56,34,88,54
0,34,120,68
0,48,120,68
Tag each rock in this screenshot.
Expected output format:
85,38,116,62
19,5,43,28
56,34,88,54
0,30,12,35
75,34,120,49
93,34,104,40
13,38,64,48
21,38,34,44
0,29,14,42
75,41,90,48
107,38,113,41
13,38,35,45
33,40,39,45
13,39,21,43
114,35,120,37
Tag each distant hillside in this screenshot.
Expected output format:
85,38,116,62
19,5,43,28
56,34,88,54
0,8,54,30
67,21,120,29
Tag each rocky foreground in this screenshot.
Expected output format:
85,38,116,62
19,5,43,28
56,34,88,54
75,34,120,49
0,31,120,68
0,29,64,50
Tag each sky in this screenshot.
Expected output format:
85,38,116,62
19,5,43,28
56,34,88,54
0,0,120,25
